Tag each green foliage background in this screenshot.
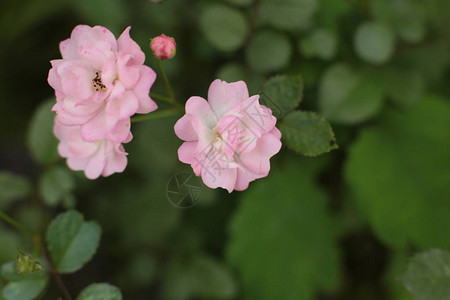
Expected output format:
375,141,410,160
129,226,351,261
0,0,449,299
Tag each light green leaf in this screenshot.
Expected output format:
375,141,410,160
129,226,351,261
216,63,246,83
227,160,340,300
27,99,59,165
162,255,236,300
354,21,396,64
300,29,337,60
370,0,426,43
399,249,450,300
345,97,450,248
200,4,248,52
318,64,384,124
260,75,303,118
1,262,48,300
280,111,337,156
0,172,31,208
259,0,317,30
39,166,75,207
246,30,292,73
72,0,129,35
76,283,122,300
46,210,101,273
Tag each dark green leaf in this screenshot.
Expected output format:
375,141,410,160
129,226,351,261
46,210,101,273
280,111,338,156
399,249,450,300
260,75,303,118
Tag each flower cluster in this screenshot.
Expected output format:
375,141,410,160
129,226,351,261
48,25,282,192
48,25,157,179
174,80,282,192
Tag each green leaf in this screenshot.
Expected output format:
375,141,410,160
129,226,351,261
189,256,236,299
299,29,337,60
370,0,426,43
72,0,129,35
318,64,384,124
345,97,450,248
0,172,31,208
280,111,338,156
246,30,292,73
399,249,450,300
225,0,253,6
39,166,75,207
162,255,236,300
259,0,318,30
382,68,425,108
76,283,122,300
200,4,248,52
227,160,340,300
216,63,246,83
354,21,396,64
260,75,303,118
27,99,59,165
1,262,48,300
46,210,101,273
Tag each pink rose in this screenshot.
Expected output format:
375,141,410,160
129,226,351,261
150,34,176,60
48,25,157,142
54,122,130,179
174,80,282,193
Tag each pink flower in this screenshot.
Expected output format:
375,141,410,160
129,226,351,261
174,80,282,193
150,34,176,60
48,25,157,142
54,121,130,180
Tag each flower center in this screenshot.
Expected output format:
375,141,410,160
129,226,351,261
92,72,107,92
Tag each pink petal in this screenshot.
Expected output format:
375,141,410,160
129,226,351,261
102,142,128,177
238,132,282,177
185,96,217,128
117,26,145,66
201,167,237,194
174,115,199,142
106,91,139,119
133,66,157,114
207,79,249,119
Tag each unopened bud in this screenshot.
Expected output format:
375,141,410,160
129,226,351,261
150,34,176,60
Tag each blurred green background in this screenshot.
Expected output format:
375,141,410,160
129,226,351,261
1,0,450,299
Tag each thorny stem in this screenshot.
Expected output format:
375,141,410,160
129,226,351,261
131,108,181,123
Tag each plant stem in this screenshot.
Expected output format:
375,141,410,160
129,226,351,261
131,108,181,123
49,269,72,300
157,59,175,100
150,92,175,104
0,209,34,236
